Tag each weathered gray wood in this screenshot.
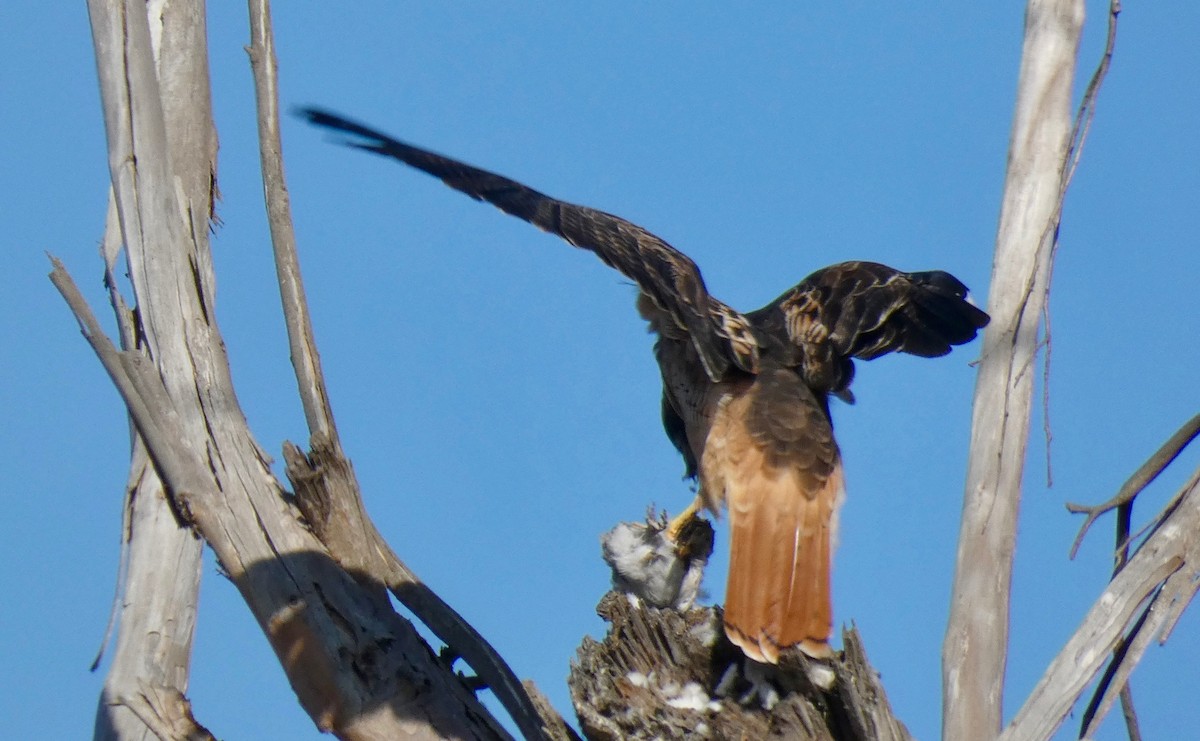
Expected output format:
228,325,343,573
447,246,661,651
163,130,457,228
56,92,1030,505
94,441,206,741
943,1,1085,738
284,437,562,741
1000,465,1200,741
246,0,336,440
242,3,559,736
524,681,586,741
570,523,913,741
75,1,515,738
90,2,212,736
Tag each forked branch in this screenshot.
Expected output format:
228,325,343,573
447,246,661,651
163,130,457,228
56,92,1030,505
1000,461,1200,741
1067,413,1200,560
244,2,564,738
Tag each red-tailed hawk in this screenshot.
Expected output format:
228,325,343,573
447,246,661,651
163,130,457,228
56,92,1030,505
303,109,990,664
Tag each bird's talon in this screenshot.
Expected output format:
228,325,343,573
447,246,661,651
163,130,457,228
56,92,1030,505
665,497,705,544
668,510,716,562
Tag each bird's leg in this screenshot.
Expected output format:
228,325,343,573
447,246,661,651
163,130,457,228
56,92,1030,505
666,493,706,543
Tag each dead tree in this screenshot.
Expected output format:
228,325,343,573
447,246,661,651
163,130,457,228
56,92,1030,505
945,1,1200,740
69,2,913,738
943,0,1088,736
73,1,565,739
61,1,1194,740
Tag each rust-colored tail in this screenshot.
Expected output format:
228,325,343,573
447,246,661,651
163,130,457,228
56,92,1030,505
723,454,844,664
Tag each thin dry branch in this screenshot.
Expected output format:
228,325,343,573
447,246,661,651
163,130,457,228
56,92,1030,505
998,464,1200,741
1061,0,1122,189
1102,497,1144,740
1067,412,1200,559
246,0,337,441
1118,688,1144,741
90,193,144,681
1037,0,1121,487
283,439,564,741
242,2,560,737
50,259,211,502
1076,466,1200,739
1077,598,1150,739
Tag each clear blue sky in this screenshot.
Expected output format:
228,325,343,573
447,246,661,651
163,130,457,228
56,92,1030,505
4,4,1198,739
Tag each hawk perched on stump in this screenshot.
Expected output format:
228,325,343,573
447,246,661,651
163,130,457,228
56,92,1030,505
303,108,990,664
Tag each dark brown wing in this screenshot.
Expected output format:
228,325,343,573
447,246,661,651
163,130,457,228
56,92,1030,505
300,107,758,381
749,260,989,393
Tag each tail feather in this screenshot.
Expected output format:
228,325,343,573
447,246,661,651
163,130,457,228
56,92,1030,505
723,452,842,663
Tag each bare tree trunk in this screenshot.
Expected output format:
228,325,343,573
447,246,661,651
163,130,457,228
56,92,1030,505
93,439,208,741
942,1,1084,739
72,1,537,738
92,0,215,736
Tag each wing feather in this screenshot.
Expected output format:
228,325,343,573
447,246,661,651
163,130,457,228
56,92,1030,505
750,260,989,393
300,108,758,380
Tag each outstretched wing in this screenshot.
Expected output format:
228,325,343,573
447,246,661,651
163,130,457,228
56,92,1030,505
300,107,758,381
750,260,989,393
